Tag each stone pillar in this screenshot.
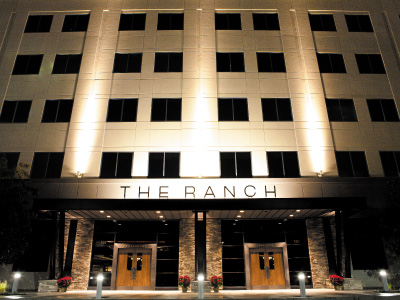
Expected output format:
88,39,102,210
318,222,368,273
179,218,195,287
306,218,330,288
206,218,222,283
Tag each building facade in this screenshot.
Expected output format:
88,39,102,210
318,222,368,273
0,0,399,291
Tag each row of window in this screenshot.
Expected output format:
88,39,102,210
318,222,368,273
11,52,387,75
1,98,398,124
2,151,400,178
24,13,374,33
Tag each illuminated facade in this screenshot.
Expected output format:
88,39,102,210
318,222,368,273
0,0,399,292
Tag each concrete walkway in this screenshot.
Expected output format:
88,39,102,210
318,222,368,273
1,289,400,300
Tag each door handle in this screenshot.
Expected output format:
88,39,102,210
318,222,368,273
264,265,271,279
131,266,137,279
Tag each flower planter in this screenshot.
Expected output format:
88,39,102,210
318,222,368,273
59,287,67,292
213,287,219,293
334,285,344,291
182,286,188,293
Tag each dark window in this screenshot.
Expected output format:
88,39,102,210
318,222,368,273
316,53,346,73
325,99,358,122
0,100,32,123
335,151,369,177
41,99,73,123
30,152,64,178
52,54,82,74
257,53,286,72
380,152,400,177
24,15,53,33
151,99,181,121
154,53,183,72
218,98,249,121
355,54,386,74
157,13,184,30
106,99,138,122
252,13,280,30
267,152,300,178
215,13,242,30
308,14,336,31
119,13,146,31
220,152,252,178
367,99,399,122
148,152,180,178
99,152,133,178
62,14,90,32
345,15,373,32
0,152,20,170
12,55,43,75
113,53,142,73
261,98,293,121
216,53,245,72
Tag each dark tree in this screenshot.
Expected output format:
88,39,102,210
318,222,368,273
0,157,35,265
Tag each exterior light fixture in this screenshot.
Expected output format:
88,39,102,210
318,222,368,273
106,215,111,218
12,272,21,294
296,210,301,212
198,273,204,299
237,215,241,218
99,211,104,213
159,215,164,219
240,210,244,213
156,211,161,214
76,171,84,178
290,214,294,217
96,274,104,299
298,273,306,297
380,270,389,292
316,170,323,177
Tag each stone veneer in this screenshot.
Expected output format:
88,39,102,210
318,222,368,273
56,219,94,290
206,218,222,285
179,218,196,290
306,218,330,288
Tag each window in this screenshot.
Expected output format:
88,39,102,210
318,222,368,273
107,99,138,122
12,55,43,75
218,98,249,121
148,152,180,178
0,153,20,170
216,53,245,72
345,15,373,32
41,99,73,123
367,99,399,122
335,151,369,177
113,53,142,73
220,152,252,178
151,99,181,121
0,100,32,123
62,14,90,32
119,13,146,31
308,14,336,31
215,13,242,30
25,15,53,33
325,99,357,122
157,13,184,30
267,152,300,178
380,152,400,177
154,53,183,72
261,98,293,121
257,53,286,72
52,54,82,74
100,152,133,178
316,53,346,73
252,13,280,30
30,152,64,178
355,54,386,74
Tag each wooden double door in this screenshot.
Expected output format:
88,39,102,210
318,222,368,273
116,248,152,289
245,243,290,289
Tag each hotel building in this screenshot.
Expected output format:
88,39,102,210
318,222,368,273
0,0,399,291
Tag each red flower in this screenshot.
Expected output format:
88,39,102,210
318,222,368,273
329,275,344,286
210,275,223,287
178,275,191,288
57,276,72,287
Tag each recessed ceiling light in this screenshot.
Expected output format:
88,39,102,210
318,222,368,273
165,223,168,226
240,210,244,213
156,211,161,214
159,215,164,218
296,210,301,212
100,211,104,213
237,215,241,218
107,215,111,218
278,223,282,225
118,223,122,226
289,214,294,217
235,219,239,222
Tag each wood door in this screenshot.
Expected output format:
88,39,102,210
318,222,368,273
116,250,151,289
250,251,285,288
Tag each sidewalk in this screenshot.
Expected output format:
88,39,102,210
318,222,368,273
1,289,400,300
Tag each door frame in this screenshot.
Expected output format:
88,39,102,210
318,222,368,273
244,242,290,290
111,243,157,290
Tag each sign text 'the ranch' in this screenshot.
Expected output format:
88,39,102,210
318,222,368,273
119,185,277,199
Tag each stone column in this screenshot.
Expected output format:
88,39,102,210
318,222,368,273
206,218,222,283
306,218,330,288
179,218,196,287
